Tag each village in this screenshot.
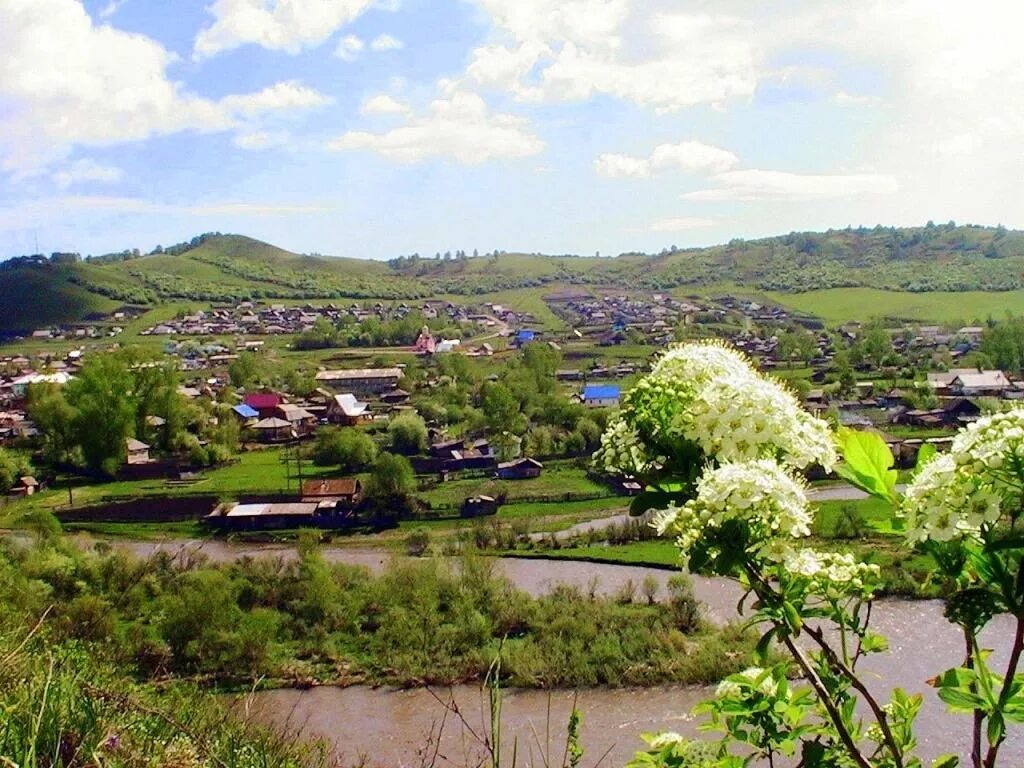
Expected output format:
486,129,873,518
0,288,1017,536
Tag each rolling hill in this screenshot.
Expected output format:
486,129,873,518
4,224,1024,333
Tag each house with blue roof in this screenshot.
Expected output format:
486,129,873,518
582,384,621,408
232,403,260,422
514,329,536,347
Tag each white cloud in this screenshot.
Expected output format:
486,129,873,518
99,0,126,18
360,94,411,116
649,217,716,232
683,170,899,202
232,131,291,150
52,159,122,189
194,0,376,58
0,0,328,175
220,81,331,117
595,141,740,178
370,33,403,51
464,3,761,111
327,92,543,164
335,34,365,60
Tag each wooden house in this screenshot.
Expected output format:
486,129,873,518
496,457,543,480
301,478,362,506
251,417,294,442
326,394,371,425
125,438,151,465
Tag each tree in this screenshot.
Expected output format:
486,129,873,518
0,448,28,494
27,384,79,465
65,354,137,475
481,381,525,436
863,323,893,366
364,452,416,513
388,413,429,455
312,427,378,472
228,353,262,389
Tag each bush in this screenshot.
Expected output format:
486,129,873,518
387,413,429,455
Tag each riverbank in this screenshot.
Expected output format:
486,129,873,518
0,532,757,693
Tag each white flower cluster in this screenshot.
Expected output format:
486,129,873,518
641,734,721,766
594,412,663,476
716,666,778,699
654,460,813,562
902,453,1001,542
618,341,836,473
951,410,1024,476
782,548,880,595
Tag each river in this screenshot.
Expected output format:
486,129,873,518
74,535,1024,766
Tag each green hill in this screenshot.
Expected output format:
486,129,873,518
4,224,1024,333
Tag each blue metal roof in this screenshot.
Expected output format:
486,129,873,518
233,404,259,418
516,330,536,342
583,385,621,400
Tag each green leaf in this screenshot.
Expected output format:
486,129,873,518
936,687,985,713
835,427,899,502
987,712,1005,746
755,628,776,664
930,755,959,768
916,442,937,473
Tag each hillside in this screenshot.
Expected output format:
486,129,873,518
3,224,1024,333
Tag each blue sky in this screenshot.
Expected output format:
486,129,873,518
2,0,1023,260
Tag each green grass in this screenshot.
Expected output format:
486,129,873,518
418,463,612,506
2,448,339,519
510,540,681,568
0,265,120,332
764,287,1024,325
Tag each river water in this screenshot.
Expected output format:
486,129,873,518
76,535,1024,766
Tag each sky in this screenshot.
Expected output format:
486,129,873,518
2,0,1024,261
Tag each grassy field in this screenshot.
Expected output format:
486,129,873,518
1,447,338,519
418,462,611,506
764,287,1024,325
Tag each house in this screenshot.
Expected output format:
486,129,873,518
205,502,320,531
251,417,294,442
125,438,151,465
10,372,72,398
496,457,543,480
436,339,461,353
514,330,536,347
898,398,981,428
273,404,318,436
461,495,499,518
232,404,260,422
949,371,1012,397
244,392,284,418
380,388,410,405
301,478,362,506
10,476,39,496
927,369,1004,396
557,369,584,381
582,384,621,408
315,368,403,396
327,394,371,425
414,327,436,354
